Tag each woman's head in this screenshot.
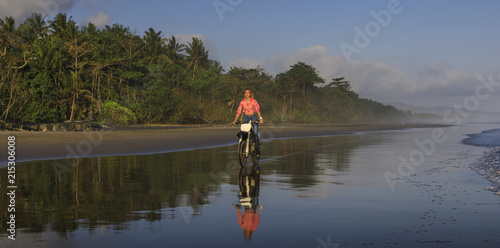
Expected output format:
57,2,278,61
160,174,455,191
244,88,254,99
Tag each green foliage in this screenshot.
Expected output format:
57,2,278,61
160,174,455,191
329,77,352,92
21,72,64,123
135,63,183,123
0,11,418,127
185,37,209,71
99,101,137,125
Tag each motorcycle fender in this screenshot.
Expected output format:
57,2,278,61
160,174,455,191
237,131,248,139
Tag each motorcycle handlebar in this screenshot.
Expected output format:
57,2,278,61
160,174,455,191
233,120,260,125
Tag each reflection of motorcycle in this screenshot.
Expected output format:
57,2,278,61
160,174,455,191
233,164,262,242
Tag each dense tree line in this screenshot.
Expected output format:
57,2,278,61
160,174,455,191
0,13,406,127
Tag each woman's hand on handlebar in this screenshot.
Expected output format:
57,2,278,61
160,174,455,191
232,120,262,125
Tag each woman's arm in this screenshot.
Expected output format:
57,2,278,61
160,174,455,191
254,99,263,123
233,113,240,125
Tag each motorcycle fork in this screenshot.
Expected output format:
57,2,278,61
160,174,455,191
245,131,250,154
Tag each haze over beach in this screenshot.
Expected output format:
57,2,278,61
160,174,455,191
3,0,499,112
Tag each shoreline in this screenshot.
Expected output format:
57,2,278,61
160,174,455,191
0,123,449,165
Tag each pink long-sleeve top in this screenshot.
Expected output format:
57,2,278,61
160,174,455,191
237,99,260,115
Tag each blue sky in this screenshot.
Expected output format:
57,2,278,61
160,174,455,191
2,0,500,112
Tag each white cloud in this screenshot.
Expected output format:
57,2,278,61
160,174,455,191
228,45,408,93
84,12,112,28
0,0,77,22
227,45,500,110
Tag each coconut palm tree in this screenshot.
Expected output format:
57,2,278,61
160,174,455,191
49,13,71,37
185,37,209,72
22,13,49,40
0,16,16,33
143,27,165,64
165,36,185,63
31,39,58,73
211,60,224,74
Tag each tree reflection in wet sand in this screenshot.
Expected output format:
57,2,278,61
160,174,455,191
3,129,497,247
0,134,375,237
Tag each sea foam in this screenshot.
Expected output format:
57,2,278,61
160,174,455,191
463,129,500,195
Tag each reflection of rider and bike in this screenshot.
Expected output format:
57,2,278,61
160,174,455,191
232,89,263,241
233,164,262,242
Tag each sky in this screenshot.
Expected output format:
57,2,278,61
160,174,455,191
2,0,500,112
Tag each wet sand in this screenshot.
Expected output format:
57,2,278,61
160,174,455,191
0,123,446,164
1,123,499,247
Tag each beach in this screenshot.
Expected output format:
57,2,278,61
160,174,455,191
1,122,500,248
0,123,444,164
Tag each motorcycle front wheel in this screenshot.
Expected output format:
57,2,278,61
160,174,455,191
251,133,260,164
238,140,248,166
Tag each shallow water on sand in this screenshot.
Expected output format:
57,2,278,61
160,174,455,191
1,123,500,247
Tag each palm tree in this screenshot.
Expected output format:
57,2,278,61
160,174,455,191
143,27,165,64
22,13,49,40
32,39,58,73
0,16,16,33
211,60,224,74
49,13,71,37
165,36,185,63
185,37,209,72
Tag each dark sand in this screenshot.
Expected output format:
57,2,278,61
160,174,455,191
0,123,446,164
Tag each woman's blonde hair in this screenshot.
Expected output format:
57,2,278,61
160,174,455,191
244,88,254,99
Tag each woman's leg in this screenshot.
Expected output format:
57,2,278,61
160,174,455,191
243,115,251,123
250,115,260,151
